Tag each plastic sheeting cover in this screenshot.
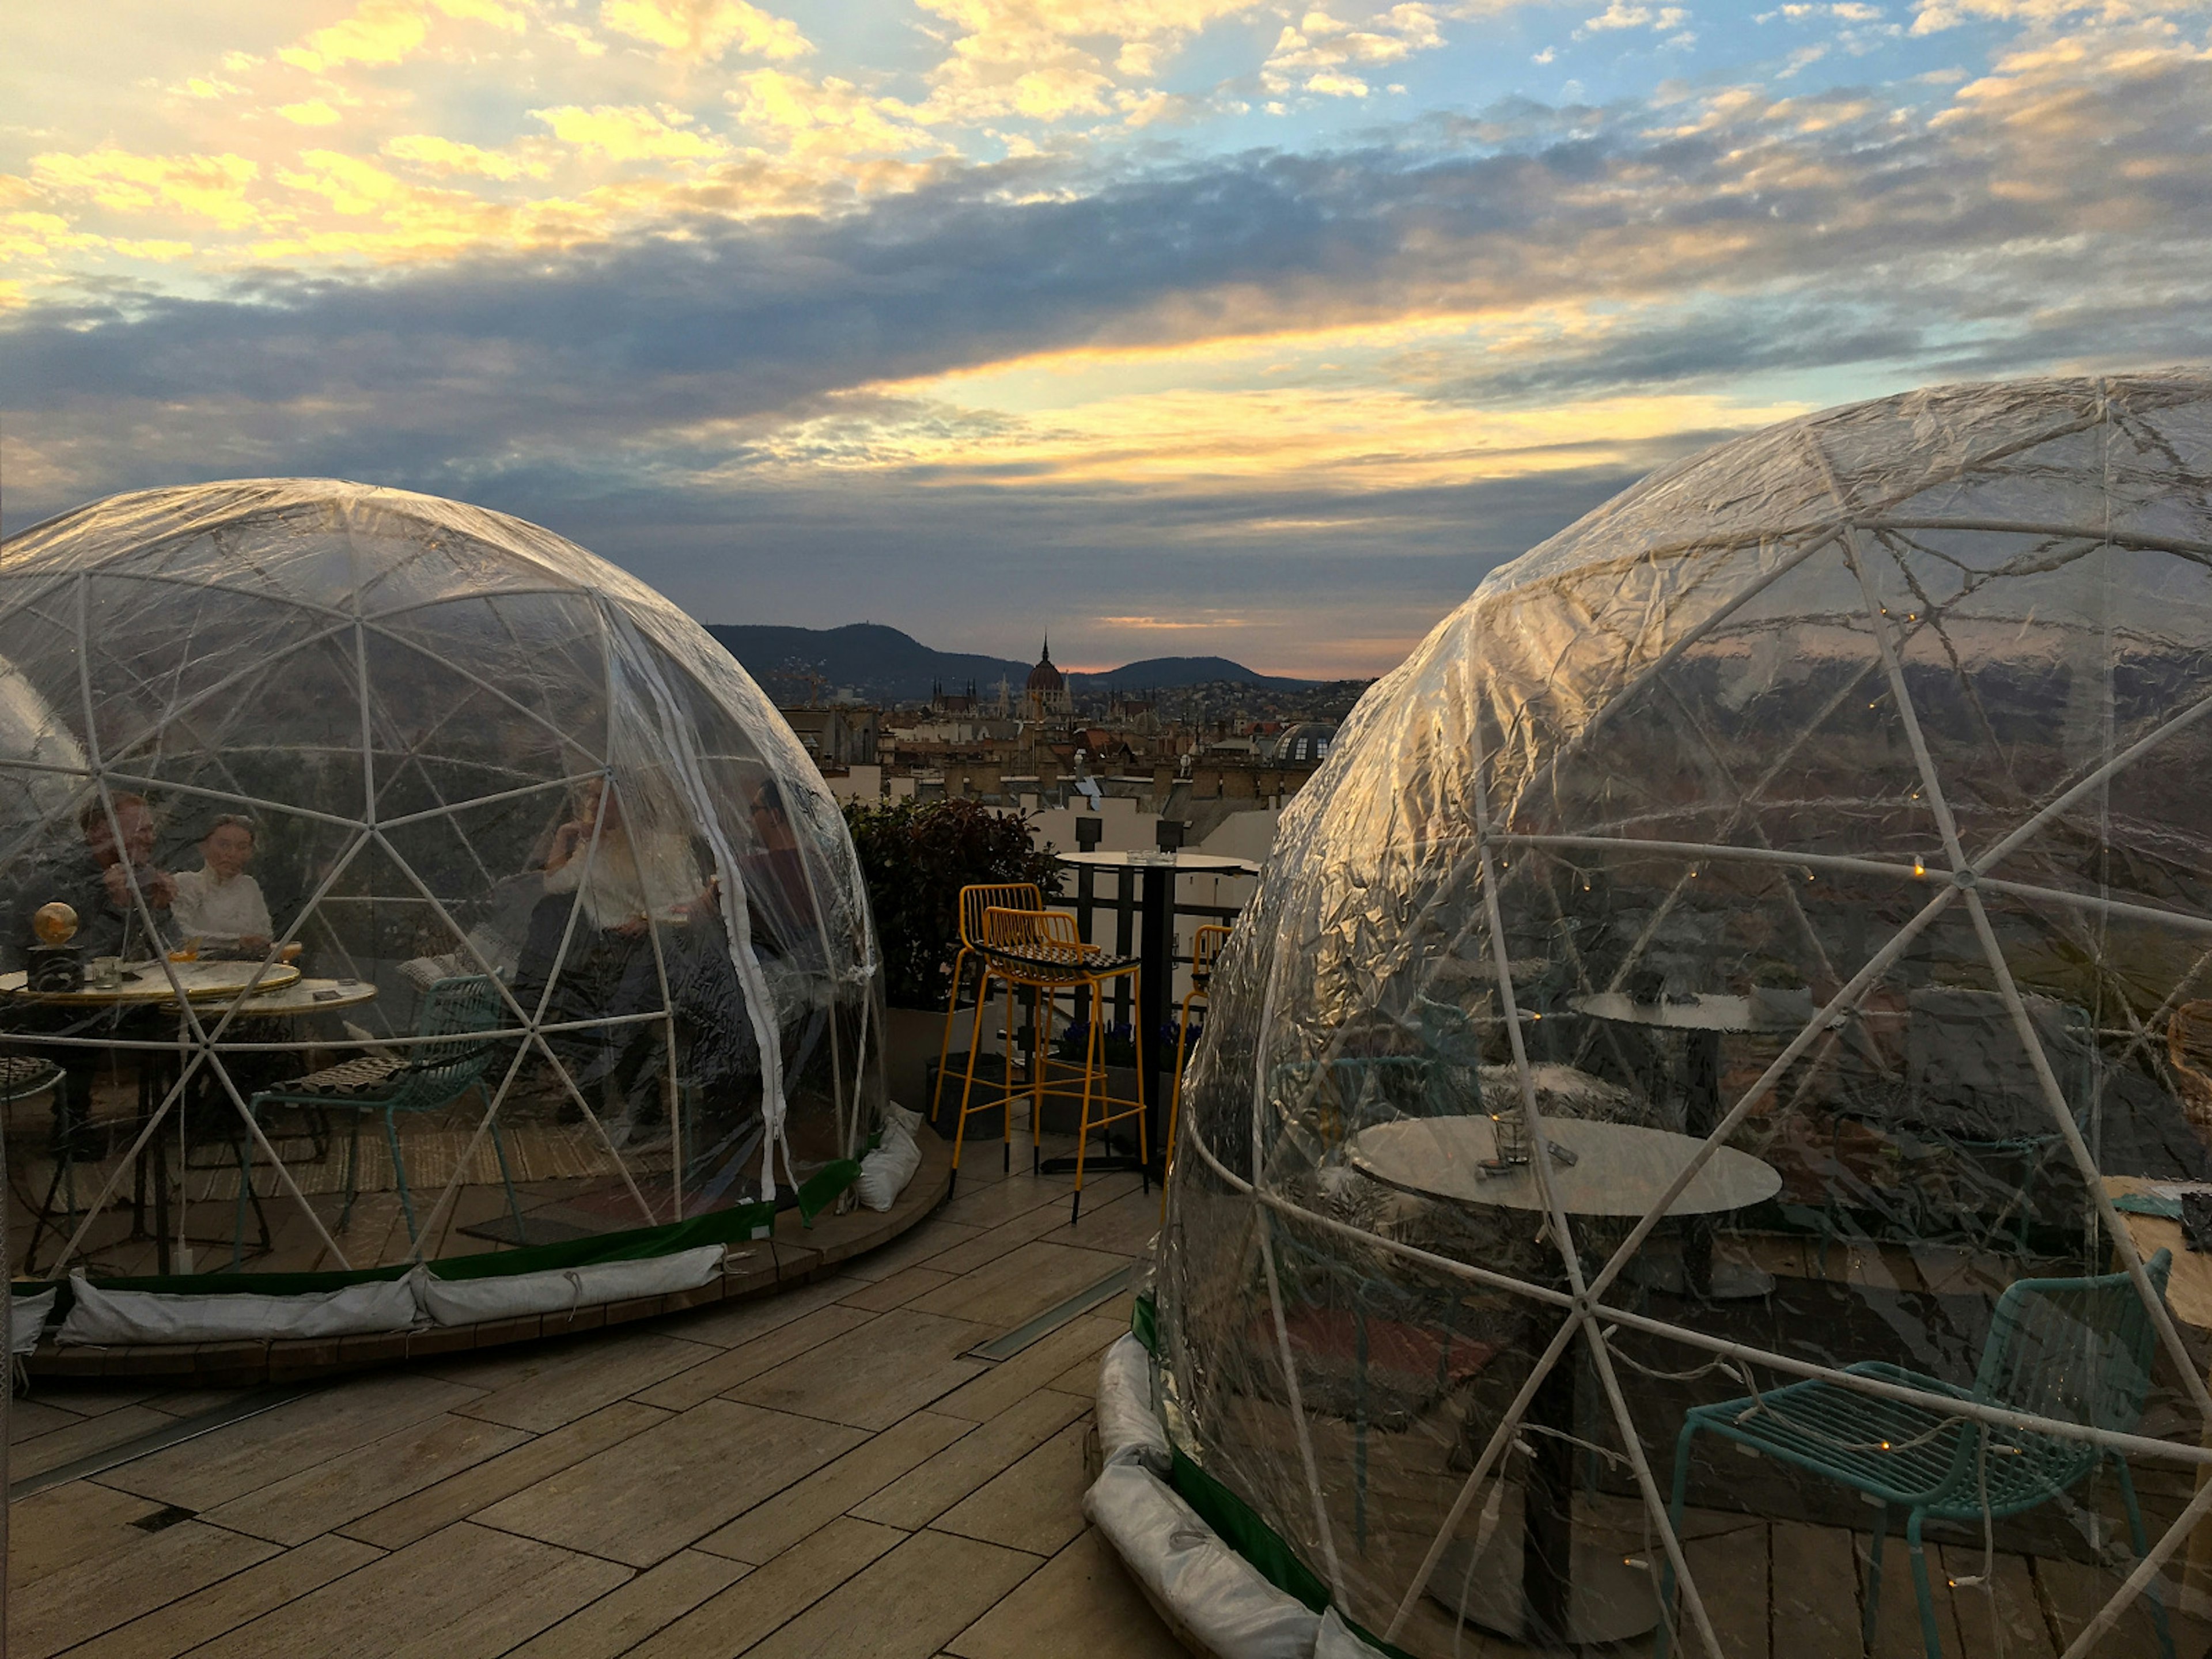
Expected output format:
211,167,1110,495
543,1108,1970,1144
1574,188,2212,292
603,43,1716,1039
0,480,885,1289
1158,373,2212,1655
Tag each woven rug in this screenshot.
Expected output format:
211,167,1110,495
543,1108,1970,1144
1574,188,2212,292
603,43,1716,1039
82,1124,678,1203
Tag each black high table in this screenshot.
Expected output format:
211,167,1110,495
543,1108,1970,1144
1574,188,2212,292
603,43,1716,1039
1044,849,1255,1180
1347,1113,1781,1647
1566,991,1786,1299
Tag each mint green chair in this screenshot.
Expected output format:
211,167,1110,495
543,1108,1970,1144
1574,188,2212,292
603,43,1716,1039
238,975,521,1255
1658,1251,2176,1659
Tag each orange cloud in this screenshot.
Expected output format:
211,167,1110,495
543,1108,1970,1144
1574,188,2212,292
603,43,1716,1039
910,0,1261,126
29,149,263,230
533,104,731,161
1264,5,1448,97
742,381,1812,494
278,0,524,73
729,71,942,159
599,0,812,62
385,133,556,180
279,1,431,71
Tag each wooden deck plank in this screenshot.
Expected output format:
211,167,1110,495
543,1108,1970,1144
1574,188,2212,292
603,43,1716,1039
7,1404,175,1479
698,1410,976,1566
1028,1187,1163,1260
474,1399,866,1567
736,1527,1041,1659
1770,1521,1864,1659
935,1172,1086,1233
1941,1543,2058,1659
907,1240,1131,1332
204,1411,530,1545
10,1520,278,1659
1861,1527,1964,1659
6,1479,166,1590
92,1372,482,1511
181,1521,628,1659
9,1395,95,1441
501,1549,749,1659
839,1267,960,1312
60,1533,384,1659
450,1330,720,1433
853,1389,1089,1531
1681,1518,1770,1659
944,1527,1184,1659
662,1272,869,1346
626,1517,904,1659
633,1304,878,1414
918,1199,1098,1278
927,1313,1126,1423
726,1308,992,1431
836,1218,986,1283
339,1398,667,1550
932,1421,1092,1557
2036,1554,2203,1658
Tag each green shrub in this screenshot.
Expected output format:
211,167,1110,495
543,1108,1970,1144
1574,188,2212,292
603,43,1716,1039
843,796,1060,1007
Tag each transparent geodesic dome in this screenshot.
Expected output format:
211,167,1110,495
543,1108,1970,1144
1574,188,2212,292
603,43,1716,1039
1158,373,2212,1654
0,479,882,1286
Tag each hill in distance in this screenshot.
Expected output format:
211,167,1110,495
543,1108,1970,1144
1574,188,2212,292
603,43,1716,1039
705,623,1317,703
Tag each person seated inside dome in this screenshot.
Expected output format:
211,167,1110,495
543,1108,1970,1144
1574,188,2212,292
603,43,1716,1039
171,814,273,958
5,792,176,969
2,793,179,1188
516,776,747,1154
739,777,818,960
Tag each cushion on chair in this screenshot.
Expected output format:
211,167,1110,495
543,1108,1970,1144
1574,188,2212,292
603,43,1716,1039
399,952,466,993
278,1053,408,1099
0,1054,63,1094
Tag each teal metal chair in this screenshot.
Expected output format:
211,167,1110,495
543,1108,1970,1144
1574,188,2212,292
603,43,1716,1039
238,975,522,1255
1658,1250,2177,1659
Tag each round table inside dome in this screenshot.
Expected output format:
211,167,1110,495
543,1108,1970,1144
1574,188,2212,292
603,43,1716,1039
1346,1114,1781,1649
1347,1114,1782,1218
2,960,310,1274
1,959,302,1005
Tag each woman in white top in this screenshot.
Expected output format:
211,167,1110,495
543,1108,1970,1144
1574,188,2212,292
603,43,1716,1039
171,813,274,955
529,778,723,1146
542,778,709,931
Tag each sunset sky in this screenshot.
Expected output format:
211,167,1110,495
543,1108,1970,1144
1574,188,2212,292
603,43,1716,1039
3,0,2207,676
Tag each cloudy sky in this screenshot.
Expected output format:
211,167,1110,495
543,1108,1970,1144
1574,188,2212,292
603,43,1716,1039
2,0,2207,676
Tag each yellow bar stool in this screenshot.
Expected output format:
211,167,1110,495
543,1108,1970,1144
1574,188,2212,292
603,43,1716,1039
1165,922,1232,1193
931,882,1043,1131
957,907,1145,1222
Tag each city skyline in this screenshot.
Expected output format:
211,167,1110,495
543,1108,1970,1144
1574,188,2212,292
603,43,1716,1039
3,0,2209,677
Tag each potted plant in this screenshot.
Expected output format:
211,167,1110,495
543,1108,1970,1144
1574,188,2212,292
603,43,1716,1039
842,796,1061,1119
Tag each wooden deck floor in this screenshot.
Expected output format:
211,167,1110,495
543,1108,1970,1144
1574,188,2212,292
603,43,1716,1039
10,1138,2209,1659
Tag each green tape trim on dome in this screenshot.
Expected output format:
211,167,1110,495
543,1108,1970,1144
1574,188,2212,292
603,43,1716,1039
1131,1289,1158,1354
796,1157,862,1222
